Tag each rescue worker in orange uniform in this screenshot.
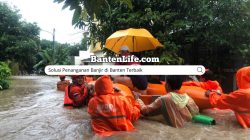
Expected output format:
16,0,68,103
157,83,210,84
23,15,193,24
183,69,223,93
57,75,70,91
205,66,250,128
68,75,88,107
87,76,141,136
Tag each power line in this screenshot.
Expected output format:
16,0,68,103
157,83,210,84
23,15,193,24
69,31,89,36
40,29,53,34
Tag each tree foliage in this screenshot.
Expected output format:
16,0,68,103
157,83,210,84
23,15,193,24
0,62,11,90
33,39,88,74
54,0,132,28
0,2,40,74
57,0,250,67
0,2,88,74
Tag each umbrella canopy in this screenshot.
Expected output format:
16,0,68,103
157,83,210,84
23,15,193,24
105,28,163,54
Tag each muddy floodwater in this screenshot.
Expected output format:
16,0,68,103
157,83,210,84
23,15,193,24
0,76,249,140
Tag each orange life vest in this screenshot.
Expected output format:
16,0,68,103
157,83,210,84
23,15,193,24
64,85,73,106
64,84,87,107
88,94,140,136
209,89,250,128
209,66,250,128
88,76,140,136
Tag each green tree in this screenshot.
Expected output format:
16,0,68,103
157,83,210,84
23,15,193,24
0,62,11,90
54,0,132,27
0,2,22,61
34,39,87,73
0,2,40,74
34,47,70,74
61,0,250,67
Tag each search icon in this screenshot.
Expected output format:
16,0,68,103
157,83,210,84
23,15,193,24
197,67,203,73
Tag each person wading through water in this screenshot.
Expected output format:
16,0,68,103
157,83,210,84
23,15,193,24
135,75,199,128
205,66,250,129
87,76,141,136
68,75,88,107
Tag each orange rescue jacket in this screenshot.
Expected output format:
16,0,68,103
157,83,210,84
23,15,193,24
87,76,140,136
68,84,88,107
209,66,250,128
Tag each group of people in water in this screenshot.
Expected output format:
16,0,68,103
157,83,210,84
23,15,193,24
56,46,250,136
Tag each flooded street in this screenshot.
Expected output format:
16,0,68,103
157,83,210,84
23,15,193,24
0,76,249,140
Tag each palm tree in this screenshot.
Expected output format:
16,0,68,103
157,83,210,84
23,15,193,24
33,49,53,73
33,46,71,73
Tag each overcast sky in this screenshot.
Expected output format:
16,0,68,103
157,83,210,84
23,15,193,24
2,0,84,44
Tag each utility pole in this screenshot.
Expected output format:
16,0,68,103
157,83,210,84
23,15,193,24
53,28,55,48
52,28,55,64
40,28,56,63
83,31,89,50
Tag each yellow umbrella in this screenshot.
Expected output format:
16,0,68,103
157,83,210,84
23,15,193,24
105,28,163,54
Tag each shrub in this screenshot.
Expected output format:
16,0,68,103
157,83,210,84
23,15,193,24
0,62,11,90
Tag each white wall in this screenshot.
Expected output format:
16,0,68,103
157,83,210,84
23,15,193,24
74,56,82,65
74,51,94,65
75,49,115,65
